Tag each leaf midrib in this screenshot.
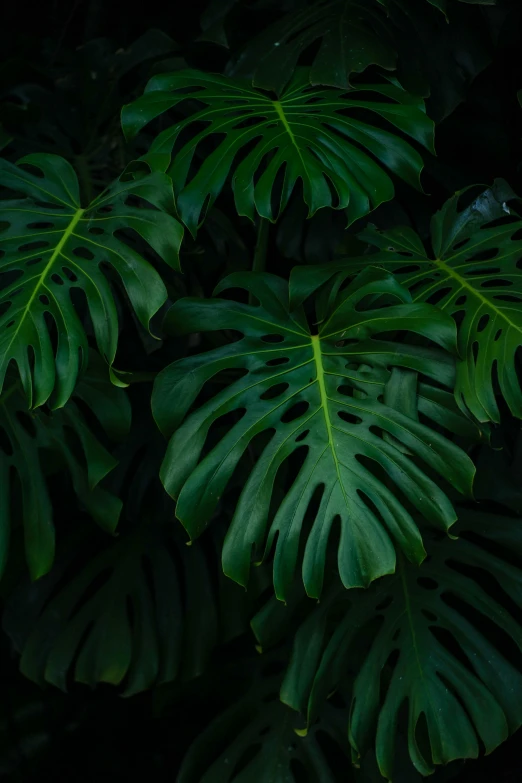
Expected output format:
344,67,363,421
3,207,85,373
412,256,522,335
311,334,349,507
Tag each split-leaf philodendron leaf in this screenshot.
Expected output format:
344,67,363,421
253,511,522,779
152,267,475,600
0,153,183,408
121,69,434,233
290,181,522,423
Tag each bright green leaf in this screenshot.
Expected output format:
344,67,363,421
152,268,474,600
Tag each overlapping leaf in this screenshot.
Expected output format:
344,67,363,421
229,0,396,92
0,352,129,580
254,511,522,779
0,153,183,408
121,69,434,233
291,181,522,422
3,519,221,696
224,0,494,95
152,268,475,600
178,666,353,783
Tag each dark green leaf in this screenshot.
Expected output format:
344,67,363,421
0,352,129,579
254,510,522,778
0,154,183,407
122,69,434,233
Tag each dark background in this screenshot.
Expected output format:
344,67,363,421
1,1,522,781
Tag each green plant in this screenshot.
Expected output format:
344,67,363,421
1,1,522,781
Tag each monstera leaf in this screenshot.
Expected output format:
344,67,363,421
2,517,229,696
224,0,494,93
0,153,183,408
229,0,396,92
0,352,129,580
121,69,434,233
178,663,353,783
290,181,522,423
152,268,475,600
253,510,522,778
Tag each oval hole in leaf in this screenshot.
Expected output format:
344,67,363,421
337,410,362,425
266,357,289,367
260,382,289,400
295,429,309,443
261,334,284,343
27,221,54,229
73,246,95,261
426,287,452,306
481,278,513,288
477,314,490,333
417,576,438,591
281,400,309,423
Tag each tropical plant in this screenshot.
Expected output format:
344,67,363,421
1,0,522,781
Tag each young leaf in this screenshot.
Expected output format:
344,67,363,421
152,268,474,600
121,69,434,233
0,154,183,408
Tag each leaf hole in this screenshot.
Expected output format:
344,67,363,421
260,382,289,401
27,221,54,229
417,576,438,591
18,241,50,252
51,273,64,286
281,400,310,423
73,246,95,261
337,410,362,426
477,314,490,333
265,357,289,366
426,287,452,306
295,429,309,443
261,334,284,343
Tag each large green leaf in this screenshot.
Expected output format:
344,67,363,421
121,69,434,233
152,268,475,600
253,511,522,779
178,663,353,783
0,351,129,580
2,518,222,696
0,153,183,408
290,181,522,423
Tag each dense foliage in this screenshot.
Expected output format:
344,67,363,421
1,1,522,780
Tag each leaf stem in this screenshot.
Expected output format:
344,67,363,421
250,217,269,303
